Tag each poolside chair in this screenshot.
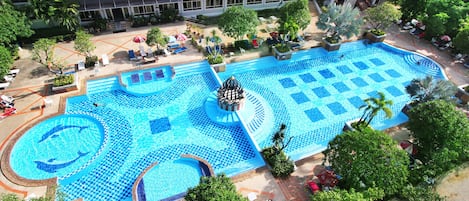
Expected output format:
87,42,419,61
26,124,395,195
173,47,187,54
0,107,16,120
147,48,154,57
131,73,140,83
8,69,19,77
155,69,164,78
252,39,259,48
167,43,180,50
143,72,153,81
0,82,10,90
128,50,137,61
101,54,109,66
1,95,15,104
3,75,14,82
78,61,85,71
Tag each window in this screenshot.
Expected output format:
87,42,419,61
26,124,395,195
227,0,243,6
266,0,280,3
159,3,179,14
133,6,155,14
247,0,262,4
183,0,202,11
206,0,222,8
79,11,101,21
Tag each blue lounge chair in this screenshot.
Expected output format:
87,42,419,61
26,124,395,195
155,69,164,78
173,47,187,54
131,73,140,83
128,50,137,61
143,72,153,81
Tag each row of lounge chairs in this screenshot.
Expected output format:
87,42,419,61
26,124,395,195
1,69,20,90
130,69,165,84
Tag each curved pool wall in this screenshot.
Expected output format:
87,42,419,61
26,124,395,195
219,40,448,160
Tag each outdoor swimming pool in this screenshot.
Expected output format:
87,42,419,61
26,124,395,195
8,41,446,201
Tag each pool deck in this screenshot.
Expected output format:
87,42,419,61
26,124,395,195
1,12,468,201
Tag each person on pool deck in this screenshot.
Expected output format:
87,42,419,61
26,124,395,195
93,102,101,107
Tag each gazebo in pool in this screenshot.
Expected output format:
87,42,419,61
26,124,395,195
217,76,246,111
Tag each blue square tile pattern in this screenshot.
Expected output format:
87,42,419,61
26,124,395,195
351,77,368,87
385,69,402,78
370,58,385,66
336,65,353,74
312,87,331,98
149,117,171,134
367,91,379,98
353,61,369,70
385,86,404,97
327,102,347,115
291,92,310,104
332,82,350,92
279,78,297,88
369,73,386,82
299,73,316,83
318,69,335,79
348,96,365,108
304,108,325,122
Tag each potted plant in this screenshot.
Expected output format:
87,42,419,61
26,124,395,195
208,54,225,72
344,92,393,131
316,1,363,51
364,2,402,43
52,73,78,93
272,43,292,60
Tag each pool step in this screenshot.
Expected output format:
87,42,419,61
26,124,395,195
245,94,265,133
226,57,276,74
403,54,440,77
173,61,211,78
86,76,121,94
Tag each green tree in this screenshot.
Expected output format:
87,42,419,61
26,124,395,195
218,6,259,40
0,1,33,47
423,0,469,37
453,17,469,54
32,38,56,67
323,128,409,196
316,1,363,43
279,0,310,40
29,0,79,31
146,27,168,50
312,188,385,201
364,2,402,32
73,30,95,57
0,46,14,79
405,76,457,106
423,13,450,38
399,0,426,20
261,124,295,178
185,174,248,201
398,185,445,201
357,92,393,129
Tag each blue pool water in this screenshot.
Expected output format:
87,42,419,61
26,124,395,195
9,41,446,201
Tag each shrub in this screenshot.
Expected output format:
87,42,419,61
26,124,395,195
53,74,74,87
370,29,386,36
85,55,98,67
207,54,224,65
275,43,290,53
160,8,179,23
325,36,340,44
398,185,444,201
185,174,248,201
234,40,252,50
261,146,295,178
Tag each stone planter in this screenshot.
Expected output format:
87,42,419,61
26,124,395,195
272,46,292,60
321,39,341,51
52,73,78,93
457,84,469,104
366,32,386,43
210,62,226,73
343,119,357,132
401,103,413,116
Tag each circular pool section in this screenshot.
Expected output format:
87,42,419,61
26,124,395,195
10,114,105,180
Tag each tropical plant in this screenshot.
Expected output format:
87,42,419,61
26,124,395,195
274,43,290,53
405,76,458,106
32,38,56,67
29,0,80,31
218,6,259,40
53,74,74,87
453,17,469,54
0,1,33,48
312,188,385,201
205,30,224,63
73,30,95,57
207,54,223,64
185,174,248,201
146,27,168,50
316,0,363,43
356,92,393,130
261,124,295,178
398,185,445,201
278,0,311,40
0,46,14,79
323,128,409,196
364,2,402,35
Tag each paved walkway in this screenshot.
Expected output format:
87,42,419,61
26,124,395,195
1,7,468,201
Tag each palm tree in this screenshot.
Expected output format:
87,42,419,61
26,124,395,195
357,92,393,130
405,76,458,106
272,124,293,154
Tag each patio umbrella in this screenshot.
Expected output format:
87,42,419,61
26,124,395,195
133,35,146,43
168,36,177,43
440,35,451,42
399,140,417,156
176,33,188,41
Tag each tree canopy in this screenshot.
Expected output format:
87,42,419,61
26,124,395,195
29,0,79,31
32,38,56,66
146,27,168,50
323,128,409,196
453,16,469,54
0,1,33,47
364,2,402,31
74,30,95,57
185,174,248,201
0,46,14,79
312,187,384,201
405,76,457,106
316,1,363,41
218,6,259,40
279,0,311,40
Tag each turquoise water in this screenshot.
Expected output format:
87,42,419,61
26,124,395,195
8,41,446,201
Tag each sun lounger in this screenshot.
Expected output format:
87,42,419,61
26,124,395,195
129,50,137,61
101,54,109,66
0,107,16,119
143,72,153,81
173,47,187,54
155,69,164,78
9,69,19,77
0,82,10,90
78,60,85,71
131,73,140,83
142,57,156,64
167,43,180,50
3,75,14,82
1,95,14,104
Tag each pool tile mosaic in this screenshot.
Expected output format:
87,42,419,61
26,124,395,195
385,69,402,78
370,58,385,66
279,78,297,88
336,65,353,74
291,92,310,104
332,82,350,93
318,69,335,79
369,73,386,82
348,96,365,108
351,77,368,87
312,87,331,98
149,117,171,134
299,73,316,83
304,108,325,122
353,61,369,70
327,102,347,115
367,91,379,98
385,86,404,97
